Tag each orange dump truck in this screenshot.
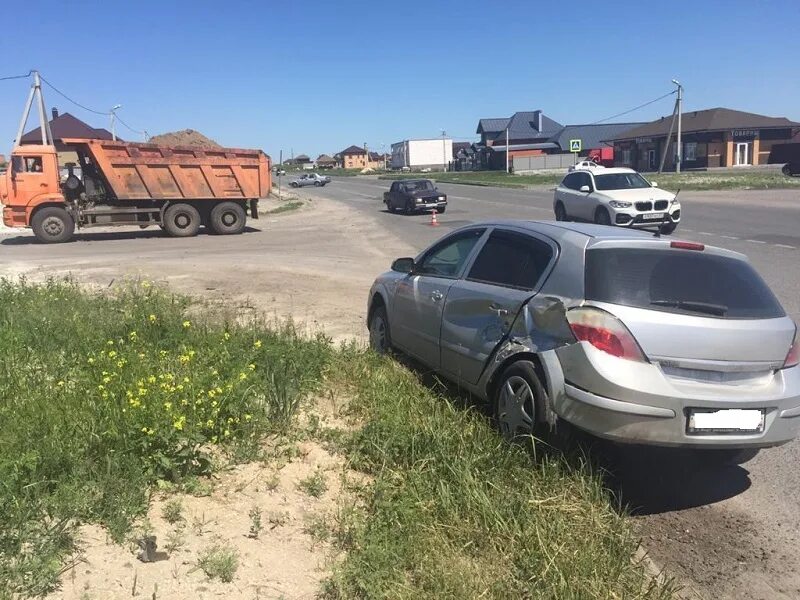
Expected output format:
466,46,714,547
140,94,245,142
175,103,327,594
1,137,271,243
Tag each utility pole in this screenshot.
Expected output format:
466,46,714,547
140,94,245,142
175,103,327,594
381,143,386,170
441,129,447,172
15,70,53,148
505,127,510,173
278,149,283,199
672,79,683,173
110,104,122,141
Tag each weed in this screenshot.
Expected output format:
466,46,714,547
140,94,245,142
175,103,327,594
263,472,281,492
197,542,238,583
303,515,330,546
266,200,304,214
191,512,211,537
247,506,263,539
297,469,328,498
161,499,183,525
0,280,330,596
267,511,290,529
164,526,185,555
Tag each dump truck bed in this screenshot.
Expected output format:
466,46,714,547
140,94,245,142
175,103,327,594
61,138,271,200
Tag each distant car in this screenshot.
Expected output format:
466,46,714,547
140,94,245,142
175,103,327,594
553,167,681,234
289,173,331,188
383,179,447,214
568,160,604,172
367,221,800,463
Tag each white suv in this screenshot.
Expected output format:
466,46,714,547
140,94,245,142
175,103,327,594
553,167,681,233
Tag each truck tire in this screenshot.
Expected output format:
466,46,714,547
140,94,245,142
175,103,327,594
163,203,201,237
31,206,75,244
209,202,246,235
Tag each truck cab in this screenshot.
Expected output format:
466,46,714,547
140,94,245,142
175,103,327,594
1,145,65,229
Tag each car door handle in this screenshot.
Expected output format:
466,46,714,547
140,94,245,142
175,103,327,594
431,290,443,302
489,303,509,316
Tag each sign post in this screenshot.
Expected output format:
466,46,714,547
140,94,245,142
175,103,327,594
569,139,582,165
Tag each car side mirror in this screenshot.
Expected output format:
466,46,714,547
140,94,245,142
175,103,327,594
651,182,659,188
391,257,416,274
579,185,591,193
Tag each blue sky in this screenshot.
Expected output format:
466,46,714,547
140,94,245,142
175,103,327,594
2,0,798,159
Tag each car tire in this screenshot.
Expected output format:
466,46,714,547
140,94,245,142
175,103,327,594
368,304,392,355
493,360,547,441
554,201,567,221
290,182,298,188
695,448,759,467
659,222,677,235
404,201,414,215
783,164,792,177
315,181,322,187
436,206,446,214
209,201,247,235
163,203,201,237
594,207,612,226
31,206,75,244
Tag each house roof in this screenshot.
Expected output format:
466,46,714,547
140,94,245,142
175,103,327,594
20,111,115,143
341,145,367,155
609,108,800,141
295,154,311,161
452,142,472,154
316,154,336,163
477,118,510,134
553,122,645,151
489,142,560,152
490,111,564,143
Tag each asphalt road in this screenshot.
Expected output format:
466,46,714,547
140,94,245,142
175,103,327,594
309,175,800,599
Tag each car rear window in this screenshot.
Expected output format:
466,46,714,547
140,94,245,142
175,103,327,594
585,248,784,319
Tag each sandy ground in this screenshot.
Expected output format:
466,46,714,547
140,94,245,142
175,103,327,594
48,440,347,600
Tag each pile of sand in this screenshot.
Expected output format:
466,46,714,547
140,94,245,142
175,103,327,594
148,129,221,148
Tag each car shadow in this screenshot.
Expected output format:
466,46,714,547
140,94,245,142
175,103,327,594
0,226,261,245
391,351,752,516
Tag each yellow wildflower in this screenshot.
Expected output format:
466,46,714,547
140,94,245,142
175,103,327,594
173,416,186,431
129,331,138,341
179,355,190,364
116,360,126,368
183,377,190,383
239,372,247,381
138,387,147,396
147,375,156,384
164,402,172,410
253,340,262,349
102,376,111,384
108,350,117,359
141,280,151,289
223,332,230,341
107,340,115,346
57,380,65,387
208,389,216,398
176,384,184,391
182,320,191,329
248,363,256,371
87,357,95,365
138,353,145,359
149,314,157,323
244,414,252,421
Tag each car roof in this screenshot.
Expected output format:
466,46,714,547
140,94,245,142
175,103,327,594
572,167,636,175
455,220,746,260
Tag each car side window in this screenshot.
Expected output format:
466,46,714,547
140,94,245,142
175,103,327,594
581,173,594,191
417,229,485,278
467,230,554,290
561,173,576,190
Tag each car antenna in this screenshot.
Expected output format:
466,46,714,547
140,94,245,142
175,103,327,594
655,187,680,237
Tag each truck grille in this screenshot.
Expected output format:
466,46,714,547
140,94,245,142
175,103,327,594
635,201,653,211
654,200,669,210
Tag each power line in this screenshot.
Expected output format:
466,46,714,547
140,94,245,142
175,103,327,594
0,70,33,82
115,115,145,135
39,73,110,115
590,90,676,125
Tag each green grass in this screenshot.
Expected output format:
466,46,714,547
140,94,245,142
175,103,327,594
320,351,672,599
297,469,328,498
197,541,239,582
379,168,800,191
0,279,331,597
645,169,800,191
266,200,304,214
0,280,671,599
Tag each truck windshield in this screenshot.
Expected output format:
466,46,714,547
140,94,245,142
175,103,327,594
593,172,651,190
405,180,434,192
585,248,784,319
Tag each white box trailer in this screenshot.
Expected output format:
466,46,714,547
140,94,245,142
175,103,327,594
391,138,453,171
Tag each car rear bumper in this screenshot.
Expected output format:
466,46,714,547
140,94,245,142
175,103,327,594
551,344,800,448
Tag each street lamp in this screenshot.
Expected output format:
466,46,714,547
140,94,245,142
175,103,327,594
671,80,683,173
110,104,122,141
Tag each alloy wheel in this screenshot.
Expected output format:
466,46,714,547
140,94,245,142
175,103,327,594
497,375,535,439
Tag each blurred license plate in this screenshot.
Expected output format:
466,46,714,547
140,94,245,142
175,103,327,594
688,409,765,433
642,213,665,221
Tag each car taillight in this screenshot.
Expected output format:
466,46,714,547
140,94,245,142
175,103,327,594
785,327,800,369
567,307,647,362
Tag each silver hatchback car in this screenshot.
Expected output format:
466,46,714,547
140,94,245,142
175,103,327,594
367,221,800,461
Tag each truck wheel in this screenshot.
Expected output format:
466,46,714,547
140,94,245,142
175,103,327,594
163,203,201,237
209,202,246,235
31,206,75,243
